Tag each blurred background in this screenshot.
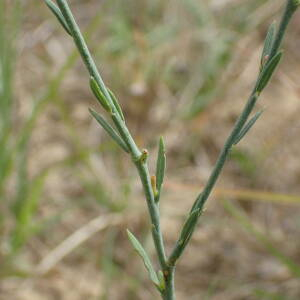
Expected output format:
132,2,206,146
1,0,300,299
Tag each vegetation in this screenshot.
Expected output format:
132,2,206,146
42,0,299,299
1,1,300,299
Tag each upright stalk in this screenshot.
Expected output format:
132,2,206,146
167,0,299,269
44,0,299,299
163,266,175,300
55,0,168,276
269,0,299,59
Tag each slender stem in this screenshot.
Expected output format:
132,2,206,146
47,1,299,299
134,161,167,268
55,0,168,277
168,0,298,267
269,0,298,59
162,266,175,300
168,91,258,266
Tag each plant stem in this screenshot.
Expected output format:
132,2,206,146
269,0,298,59
168,0,298,267
47,1,299,299
168,91,258,266
56,0,168,280
162,266,175,300
134,161,167,269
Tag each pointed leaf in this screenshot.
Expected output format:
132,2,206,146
256,51,282,93
127,229,160,287
233,110,264,145
155,137,166,202
178,209,200,248
151,175,158,198
189,192,203,214
90,77,111,112
44,0,72,35
169,209,201,265
261,22,276,68
89,108,129,153
108,89,125,121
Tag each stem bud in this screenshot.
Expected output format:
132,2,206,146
139,149,148,163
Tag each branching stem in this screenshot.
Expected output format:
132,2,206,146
45,1,299,299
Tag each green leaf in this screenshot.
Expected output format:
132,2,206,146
89,108,129,153
168,209,201,265
157,270,166,291
169,208,201,265
155,137,166,202
127,229,160,287
90,77,111,112
44,0,72,35
256,51,282,93
178,209,200,247
189,193,203,214
261,22,276,68
233,110,264,145
108,89,125,121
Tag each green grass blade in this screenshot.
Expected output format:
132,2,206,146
44,0,72,35
89,108,129,153
127,229,160,288
11,166,47,252
0,0,19,196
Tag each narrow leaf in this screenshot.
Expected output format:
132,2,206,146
127,229,160,287
157,270,166,291
168,209,201,265
261,22,276,68
151,175,158,198
108,89,125,121
178,209,200,247
89,108,129,153
256,51,282,93
169,209,201,265
189,192,203,214
90,77,111,112
155,137,166,202
233,110,264,145
44,0,72,35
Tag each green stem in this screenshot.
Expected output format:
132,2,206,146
55,0,168,284
162,266,175,300
269,0,298,59
134,161,167,269
47,1,299,299
168,91,258,266
168,0,298,267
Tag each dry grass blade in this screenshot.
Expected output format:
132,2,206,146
36,214,121,275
